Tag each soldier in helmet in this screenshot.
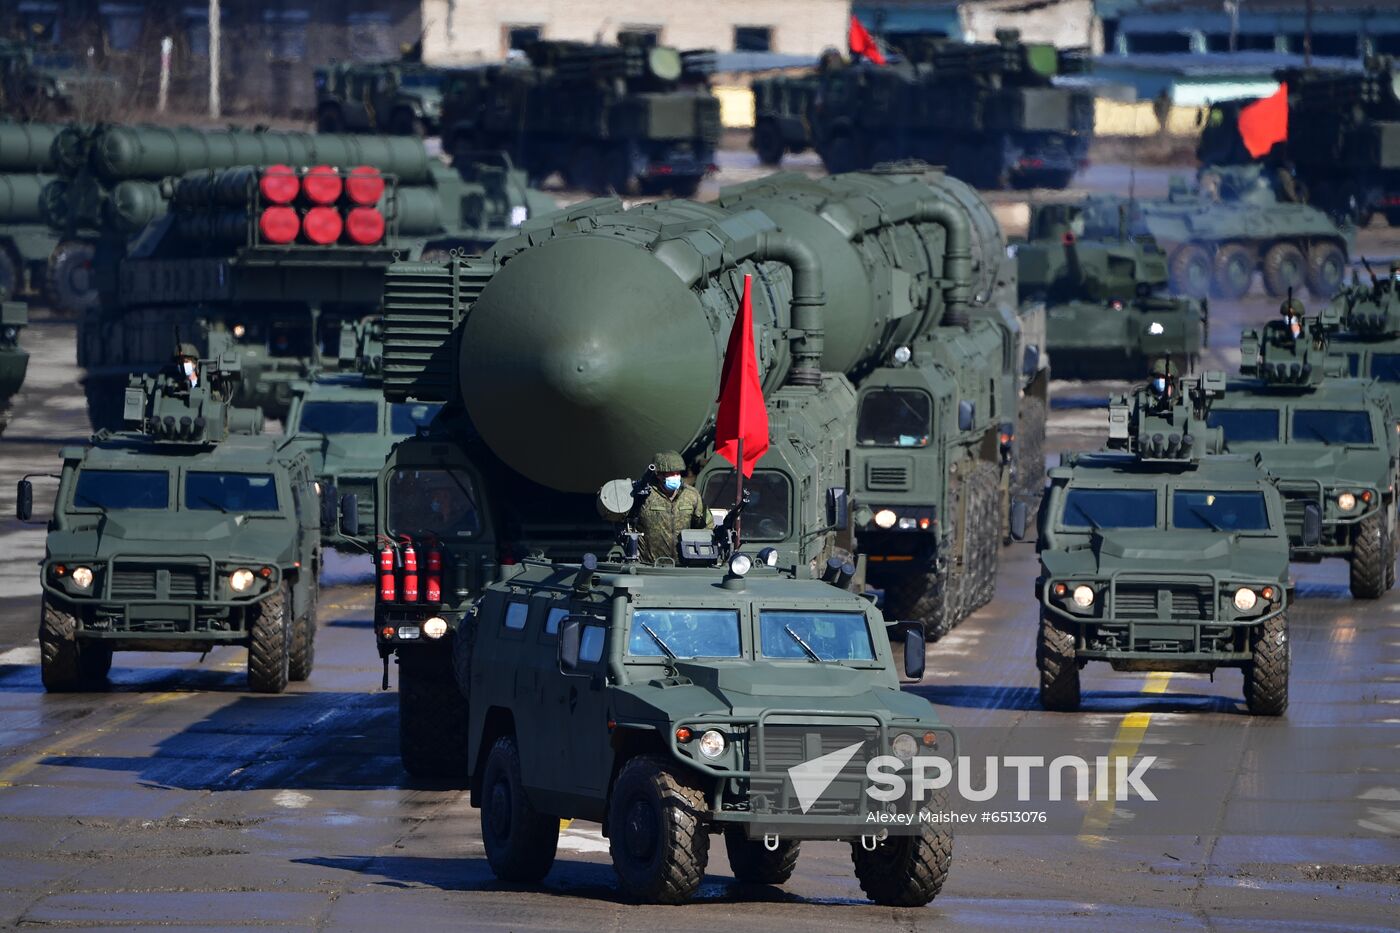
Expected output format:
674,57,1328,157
169,343,201,391
1389,260,1400,291
1148,358,1179,412
636,450,713,564
1280,296,1306,343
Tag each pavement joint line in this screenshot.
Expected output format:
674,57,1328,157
0,690,185,788
1077,671,1171,843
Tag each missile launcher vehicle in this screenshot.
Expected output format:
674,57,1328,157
0,299,27,434
18,355,322,693
0,121,65,303
1029,371,1293,715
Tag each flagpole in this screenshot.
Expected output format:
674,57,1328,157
735,437,743,548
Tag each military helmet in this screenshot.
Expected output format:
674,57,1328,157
1149,358,1178,379
1389,259,1400,278
1280,296,1305,317
653,450,686,474
174,342,200,360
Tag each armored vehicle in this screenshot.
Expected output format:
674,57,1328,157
0,121,62,302
0,299,27,434
431,552,953,906
18,356,322,693
750,30,1093,189
360,167,1046,776
1084,165,1350,301
1030,372,1292,715
1016,202,1207,378
1325,263,1400,426
1209,307,1399,597
0,40,84,120
440,36,720,195
314,58,448,137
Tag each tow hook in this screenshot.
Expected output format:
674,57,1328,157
763,833,781,852
860,834,880,851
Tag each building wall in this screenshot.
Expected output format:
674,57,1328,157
959,0,1101,52
420,0,850,63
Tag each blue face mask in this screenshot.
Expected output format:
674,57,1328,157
662,474,682,492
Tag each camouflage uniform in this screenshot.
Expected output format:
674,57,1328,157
636,450,713,564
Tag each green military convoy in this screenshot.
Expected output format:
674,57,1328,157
0,299,26,434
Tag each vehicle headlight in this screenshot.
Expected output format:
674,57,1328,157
71,566,93,590
423,616,448,638
1336,492,1357,512
729,553,752,577
892,732,918,762
229,568,255,592
1233,587,1257,612
874,508,898,529
1072,584,1095,608
698,729,726,759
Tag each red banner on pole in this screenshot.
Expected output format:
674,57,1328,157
1238,83,1289,158
715,274,769,477
849,15,887,66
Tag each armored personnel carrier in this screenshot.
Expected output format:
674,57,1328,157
1326,262,1400,424
1085,165,1350,301
315,57,447,136
1209,304,1399,597
18,355,322,693
1016,201,1207,378
440,36,720,195
0,121,62,303
357,167,1046,776
750,30,1093,189
0,299,27,434
1029,370,1292,715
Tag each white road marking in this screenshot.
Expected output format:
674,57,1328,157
0,645,39,665
273,790,312,809
556,826,610,854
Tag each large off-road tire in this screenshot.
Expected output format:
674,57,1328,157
246,582,290,694
1169,243,1212,299
607,754,710,905
723,827,799,885
1243,612,1289,716
1211,242,1254,299
287,576,317,682
1387,514,1397,591
1014,395,1047,505
79,642,113,682
398,647,470,780
480,735,559,882
46,240,98,315
316,104,346,133
753,121,785,166
849,809,953,906
0,247,18,301
1261,241,1307,298
885,566,956,641
1350,511,1389,599
40,597,84,692
1306,241,1347,298
822,135,864,175
966,462,1001,612
667,176,702,198
1036,613,1081,711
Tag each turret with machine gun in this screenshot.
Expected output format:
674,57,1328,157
596,471,750,566
1240,292,1345,387
117,350,264,444
1107,359,1226,462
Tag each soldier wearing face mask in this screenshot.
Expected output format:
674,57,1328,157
169,343,201,391
636,450,712,565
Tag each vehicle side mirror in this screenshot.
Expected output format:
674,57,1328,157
958,399,975,432
339,493,359,538
1301,502,1322,548
16,479,32,522
319,483,338,530
559,618,582,673
902,623,926,680
826,486,849,530
1009,500,1028,541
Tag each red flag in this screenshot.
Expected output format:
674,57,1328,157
1238,83,1289,158
848,15,887,66
715,274,769,477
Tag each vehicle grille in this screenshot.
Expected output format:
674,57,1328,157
865,464,911,491
744,723,880,817
109,563,208,600
1114,583,1213,621
110,567,156,599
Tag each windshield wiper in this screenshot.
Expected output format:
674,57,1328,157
194,495,230,514
1072,502,1104,530
784,624,827,662
1188,506,1226,532
640,622,677,660
1299,423,1333,446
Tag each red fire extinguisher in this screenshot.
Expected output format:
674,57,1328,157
401,537,419,603
425,539,442,604
377,539,396,603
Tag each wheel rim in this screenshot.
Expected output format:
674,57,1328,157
486,779,512,843
623,795,659,862
1222,258,1249,293
1188,258,1210,295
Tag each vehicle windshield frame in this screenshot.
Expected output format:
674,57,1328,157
1207,406,1281,444
758,609,879,664
184,470,281,513
1058,486,1160,531
1169,487,1273,533
70,468,171,512
385,465,483,539
294,399,379,435
856,387,933,448
700,469,792,542
624,608,743,660
389,401,442,436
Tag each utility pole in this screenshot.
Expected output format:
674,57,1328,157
1225,0,1240,53
208,0,221,118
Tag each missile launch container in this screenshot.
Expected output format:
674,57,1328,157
0,299,27,434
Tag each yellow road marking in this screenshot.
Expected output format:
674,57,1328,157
559,818,573,831
0,691,186,788
1078,672,1171,843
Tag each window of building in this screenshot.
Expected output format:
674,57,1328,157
734,26,773,52
1309,33,1359,58
99,3,144,52
18,1,59,43
1375,34,1400,55
618,28,661,48
348,11,393,61
264,8,310,62
504,25,542,54
1125,32,1192,54
1205,31,1280,52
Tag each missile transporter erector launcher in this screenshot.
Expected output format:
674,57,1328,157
0,121,64,303
0,300,27,434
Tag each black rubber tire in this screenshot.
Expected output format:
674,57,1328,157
288,613,315,682
1261,241,1307,298
1306,241,1347,299
1386,513,1397,591
966,462,1001,612
849,808,953,906
822,135,865,174
885,566,955,641
46,240,98,315
564,144,603,193
607,754,710,905
1243,612,1289,716
398,647,471,780
667,176,702,198
0,247,18,301
480,735,559,882
316,105,345,133
79,641,113,682
1211,242,1254,299
40,597,84,692
1037,613,1081,711
246,582,290,694
1169,243,1212,299
1014,396,1047,506
1350,511,1388,599
723,827,799,885
753,121,785,166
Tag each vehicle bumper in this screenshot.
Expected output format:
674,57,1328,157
374,603,464,658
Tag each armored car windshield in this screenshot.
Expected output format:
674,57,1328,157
1172,490,1271,531
185,472,279,512
1293,410,1373,445
857,389,932,448
760,611,876,662
387,467,483,539
1061,488,1157,529
701,470,791,541
1366,354,1400,382
389,402,441,435
627,609,741,659
298,401,377,435
1208,408,1280,443
73,469,169,510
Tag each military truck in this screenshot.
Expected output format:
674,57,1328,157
0,299,27,434
0,40,88,120
0,121,63,302
749,30,1094,189
359,167,1046,776
1326,263,1400,426
1016,201,1207,378
1209,306,1399,597
17,356,322,693
1084,165,1350,301
429,549,954,906
440,36,720,195
1028,371,1293,715
315,58,448,137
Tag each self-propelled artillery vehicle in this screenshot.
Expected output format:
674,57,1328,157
1209,305,1399,597
0,299,27,434
18,356,322,693
1030,371,1292,715
359,166,1046,776
0,121,63,303
1016,201,1207,378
